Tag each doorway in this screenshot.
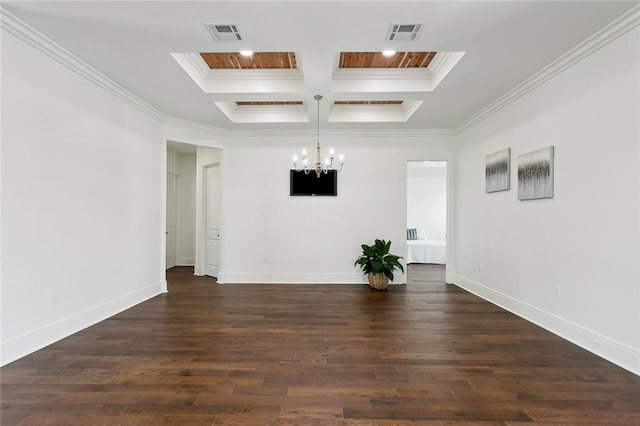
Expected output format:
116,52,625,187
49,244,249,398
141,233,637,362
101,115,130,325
166,142,197,271
165,142,223,280
406,161,447,283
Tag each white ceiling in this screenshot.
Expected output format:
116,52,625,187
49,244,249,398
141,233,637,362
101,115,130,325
3,1,636,132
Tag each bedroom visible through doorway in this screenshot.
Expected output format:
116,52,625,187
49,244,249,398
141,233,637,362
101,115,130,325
406,161,447,282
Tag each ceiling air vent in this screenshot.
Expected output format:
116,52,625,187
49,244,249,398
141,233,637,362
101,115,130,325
205,23,243,41
386,23,423,41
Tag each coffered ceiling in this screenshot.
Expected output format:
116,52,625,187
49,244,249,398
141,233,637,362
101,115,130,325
2,1,636,131
200,52,298,69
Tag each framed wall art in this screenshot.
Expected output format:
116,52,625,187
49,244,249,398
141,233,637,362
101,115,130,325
485,147,511,193
517,146,554,200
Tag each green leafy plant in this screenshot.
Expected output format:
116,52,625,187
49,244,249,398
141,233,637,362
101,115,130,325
354,239,404,281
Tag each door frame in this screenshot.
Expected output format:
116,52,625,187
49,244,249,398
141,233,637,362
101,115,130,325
405,159,456,285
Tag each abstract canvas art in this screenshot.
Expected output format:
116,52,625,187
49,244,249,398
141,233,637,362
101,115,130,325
485,148,510,193
517,146,554,200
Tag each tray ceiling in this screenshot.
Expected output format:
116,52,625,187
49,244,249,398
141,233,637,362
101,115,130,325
2,1,636,131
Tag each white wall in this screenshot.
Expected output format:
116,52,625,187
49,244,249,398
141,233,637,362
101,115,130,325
455,26,640,374
1,30,165,365
407,162,447,241
219,134,456,284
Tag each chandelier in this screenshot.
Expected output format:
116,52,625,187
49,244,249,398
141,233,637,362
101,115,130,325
292,95,344,178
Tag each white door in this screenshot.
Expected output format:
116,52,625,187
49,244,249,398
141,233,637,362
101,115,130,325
166,172,177,269
205,164,221,277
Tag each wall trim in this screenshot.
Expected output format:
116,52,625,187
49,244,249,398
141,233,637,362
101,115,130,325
3,5,639,139
218,272,406,285
455,274,640,376
0,281,166,367
455,4,640,135
0,8,167,122
230,128,456,139
162,116,227,135
0,7,231,137
0,8,452,141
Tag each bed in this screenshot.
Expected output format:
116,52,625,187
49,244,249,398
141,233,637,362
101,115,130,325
407,240,446,264
406,228,446,264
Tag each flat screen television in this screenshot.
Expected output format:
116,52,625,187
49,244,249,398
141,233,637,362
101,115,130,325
290,169,337,196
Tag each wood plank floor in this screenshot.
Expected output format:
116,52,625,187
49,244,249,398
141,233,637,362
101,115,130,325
2,265,640,425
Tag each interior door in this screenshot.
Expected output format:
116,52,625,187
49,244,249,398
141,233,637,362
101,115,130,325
166,172,177,269
205,164,221,277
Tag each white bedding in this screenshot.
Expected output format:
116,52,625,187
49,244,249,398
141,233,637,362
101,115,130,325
407,240,446,264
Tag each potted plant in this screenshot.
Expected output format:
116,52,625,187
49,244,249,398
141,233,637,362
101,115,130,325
354,239,404,290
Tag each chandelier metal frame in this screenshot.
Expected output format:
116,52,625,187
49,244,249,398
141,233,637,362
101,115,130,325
292,95,344,178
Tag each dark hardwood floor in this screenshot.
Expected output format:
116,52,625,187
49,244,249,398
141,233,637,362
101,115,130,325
2,264,640,425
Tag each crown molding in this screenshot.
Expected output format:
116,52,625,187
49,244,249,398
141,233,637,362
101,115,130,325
4,4,638,140
215,101,309,123
0,7,168,122
1,7,232,139
172,52,305,94
161,116,228,135
455,4,640,135
331,51,464,95
329,100,423,123
230,127,455,139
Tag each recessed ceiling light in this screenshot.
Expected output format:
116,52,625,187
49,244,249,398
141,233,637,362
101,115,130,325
382,50,396,57
240,50,253,57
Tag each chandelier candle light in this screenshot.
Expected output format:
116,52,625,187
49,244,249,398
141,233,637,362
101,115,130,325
292,95,344,178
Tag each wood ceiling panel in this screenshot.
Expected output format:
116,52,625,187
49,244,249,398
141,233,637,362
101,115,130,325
200,52,297,69
339,52,436,68
334,101,403,105
236,101,303,106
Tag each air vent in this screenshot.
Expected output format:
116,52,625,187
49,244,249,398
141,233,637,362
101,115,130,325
205,23,243,41
386,23,423,41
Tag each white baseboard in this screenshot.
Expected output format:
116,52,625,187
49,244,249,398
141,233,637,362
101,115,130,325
455,274,640,376
178,258,195,266
0,280,166,367
218,272,363,284
218,272,407,285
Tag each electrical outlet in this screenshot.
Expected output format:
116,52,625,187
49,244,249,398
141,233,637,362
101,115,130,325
50,290,57,304
477,264,482,273
554,287,560,300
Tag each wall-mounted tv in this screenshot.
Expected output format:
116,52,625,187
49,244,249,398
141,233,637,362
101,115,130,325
290,170,337,196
